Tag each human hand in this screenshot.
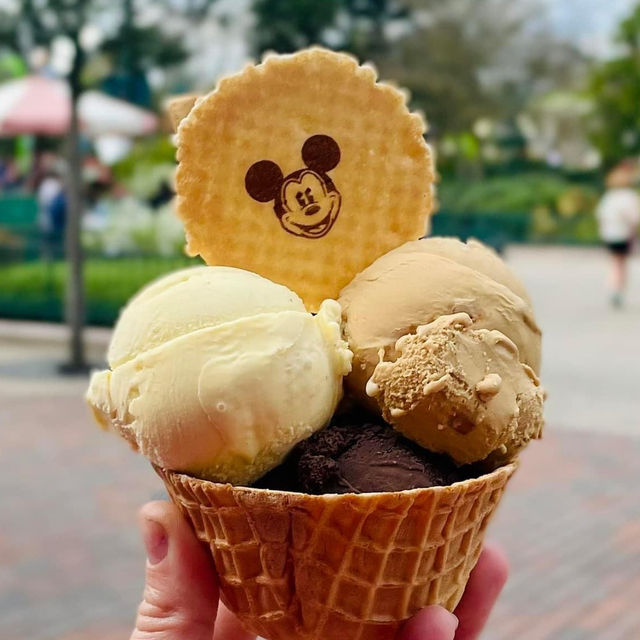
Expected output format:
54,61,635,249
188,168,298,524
131,501,508,640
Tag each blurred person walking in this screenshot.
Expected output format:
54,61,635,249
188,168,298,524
0,156,22,192
37,167,67,260
596,161,640,308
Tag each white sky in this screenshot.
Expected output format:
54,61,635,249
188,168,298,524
545,0,638,57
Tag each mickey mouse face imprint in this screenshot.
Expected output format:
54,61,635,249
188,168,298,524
245,135,342,239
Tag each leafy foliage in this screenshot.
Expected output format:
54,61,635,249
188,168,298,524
251,0,574,134
251,0,341,53
439,173,571,213
0,255,198,324
589,4,640,166
0,0,215,103
438,172,600,243
83,199,185,257
111,136,176,192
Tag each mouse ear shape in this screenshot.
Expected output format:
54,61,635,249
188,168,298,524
245,160,284,202
302,135,341,173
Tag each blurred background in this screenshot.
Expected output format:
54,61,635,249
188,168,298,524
0,1,639,639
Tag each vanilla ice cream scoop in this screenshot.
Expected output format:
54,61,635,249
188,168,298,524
366,313,544,465
87,266,352,484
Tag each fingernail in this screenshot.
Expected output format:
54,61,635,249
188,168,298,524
142,518,168,565
400,605,458,640
446,609,459,629
430,607,459,631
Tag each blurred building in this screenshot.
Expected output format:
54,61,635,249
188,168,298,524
519,91,601,169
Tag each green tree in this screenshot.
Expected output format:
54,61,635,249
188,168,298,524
340,0,411,59
251,0,341,53
0,0,216,369
250,0,411,58
589,4,640,167
99,0,189,106
4,0,99,370
377,13,498,134
250,0,565,135
365,0,560,134
1,0,198,107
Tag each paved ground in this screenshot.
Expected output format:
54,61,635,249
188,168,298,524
507,246,640,438
0,246,639,640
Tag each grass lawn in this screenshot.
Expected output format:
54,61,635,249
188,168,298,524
0,256,199,325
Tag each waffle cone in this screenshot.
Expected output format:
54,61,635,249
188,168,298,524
155,462,516,640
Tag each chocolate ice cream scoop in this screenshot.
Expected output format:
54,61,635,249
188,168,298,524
255,414,467,494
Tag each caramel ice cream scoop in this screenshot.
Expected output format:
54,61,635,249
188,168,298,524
366,312,544,465
339,238,541,412
339,237,544,464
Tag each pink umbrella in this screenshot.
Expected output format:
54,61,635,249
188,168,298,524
0,76,69,135
0,75,158,137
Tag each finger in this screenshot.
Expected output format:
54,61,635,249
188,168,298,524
213,601,255,640
131,500,219,640
399,605,459,640
453,542,509,640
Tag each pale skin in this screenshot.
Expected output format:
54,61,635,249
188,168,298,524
611,253,626,294
131,500,509,640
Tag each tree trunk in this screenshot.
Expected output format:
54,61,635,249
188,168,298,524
63,83,86,371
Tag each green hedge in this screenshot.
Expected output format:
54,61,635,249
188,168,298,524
0,256,199,325
438,173,577,213
437,173,601,245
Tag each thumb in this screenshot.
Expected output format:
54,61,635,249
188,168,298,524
399,605,459,640
131,500,219,640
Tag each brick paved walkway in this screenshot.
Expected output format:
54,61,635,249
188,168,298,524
2,392,639,639
489,429,640,640
1,247,639,640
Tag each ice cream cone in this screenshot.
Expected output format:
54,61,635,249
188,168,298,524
155,462,516,640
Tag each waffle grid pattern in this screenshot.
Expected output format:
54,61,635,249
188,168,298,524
156,463,515,640
175,49,434,311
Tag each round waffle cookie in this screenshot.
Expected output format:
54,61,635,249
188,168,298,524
175,48,434,310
